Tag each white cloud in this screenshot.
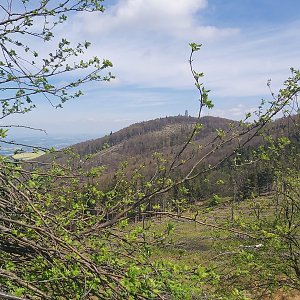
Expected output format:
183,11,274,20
77,0,231,38
201,24,300,98
2,1,300,136
67,1,299,100
212,104,257,120
65,0,239,92
75,0,238,42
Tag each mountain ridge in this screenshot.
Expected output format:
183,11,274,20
35,115,236,171
34,114,300,169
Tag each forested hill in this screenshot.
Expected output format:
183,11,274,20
72,115,234,156
30,113,299,200
34,114,300,173
66,113,299,157
34,115,235,170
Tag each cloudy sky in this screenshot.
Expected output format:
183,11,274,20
3,0,300,138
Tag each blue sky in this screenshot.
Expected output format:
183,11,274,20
2,0,300,138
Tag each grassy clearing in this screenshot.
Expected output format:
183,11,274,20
149,203,234,268
143,196,300,299
12,151,45,160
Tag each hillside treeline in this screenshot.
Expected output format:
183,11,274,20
30,114,299,205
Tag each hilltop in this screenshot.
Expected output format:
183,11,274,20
33,115,236,173
28,113,298,200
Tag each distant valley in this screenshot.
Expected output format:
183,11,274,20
0,134,103,156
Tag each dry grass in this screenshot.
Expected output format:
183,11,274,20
12,151,45,160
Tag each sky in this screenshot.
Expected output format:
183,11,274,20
2,0,300,139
